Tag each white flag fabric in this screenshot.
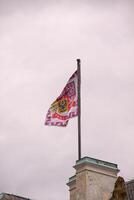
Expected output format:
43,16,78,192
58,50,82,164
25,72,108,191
45,71,78,127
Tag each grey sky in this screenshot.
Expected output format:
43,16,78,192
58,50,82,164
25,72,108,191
1,0,134,199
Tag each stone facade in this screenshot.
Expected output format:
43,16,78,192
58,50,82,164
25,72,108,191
126,180,134,200
67,157,119,200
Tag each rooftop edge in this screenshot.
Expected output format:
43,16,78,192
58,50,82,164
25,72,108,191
75,157,119,170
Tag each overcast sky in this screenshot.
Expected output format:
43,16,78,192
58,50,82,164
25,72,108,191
1,0,134,199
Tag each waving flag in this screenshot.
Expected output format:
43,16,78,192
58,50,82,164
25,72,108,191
45,71,78,127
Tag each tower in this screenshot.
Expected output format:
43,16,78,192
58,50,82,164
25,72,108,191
67,157,119,200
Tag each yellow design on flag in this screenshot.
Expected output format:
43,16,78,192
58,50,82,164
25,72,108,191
45,71,78,127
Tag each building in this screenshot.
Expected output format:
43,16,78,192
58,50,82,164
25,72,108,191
0,193,31,200
126,180,134,200
0,157,133,200
67,157,134,200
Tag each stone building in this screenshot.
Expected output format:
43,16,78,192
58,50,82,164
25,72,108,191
0,157,134,200
67,157,134,200
126,180,134,200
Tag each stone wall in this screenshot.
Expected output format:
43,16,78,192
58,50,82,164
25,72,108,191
67,157,119,200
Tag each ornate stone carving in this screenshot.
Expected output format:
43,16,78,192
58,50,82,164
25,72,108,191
110,176,127,200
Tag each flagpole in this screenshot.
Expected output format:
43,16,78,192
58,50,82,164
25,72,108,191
77,59,81,160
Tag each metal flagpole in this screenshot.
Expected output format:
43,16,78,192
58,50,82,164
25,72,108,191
77,59,81,160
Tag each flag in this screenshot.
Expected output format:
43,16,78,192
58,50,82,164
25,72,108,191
45,71,78,127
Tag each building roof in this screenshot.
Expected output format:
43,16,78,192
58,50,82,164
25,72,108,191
0,193,31,200
75,156,119,170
